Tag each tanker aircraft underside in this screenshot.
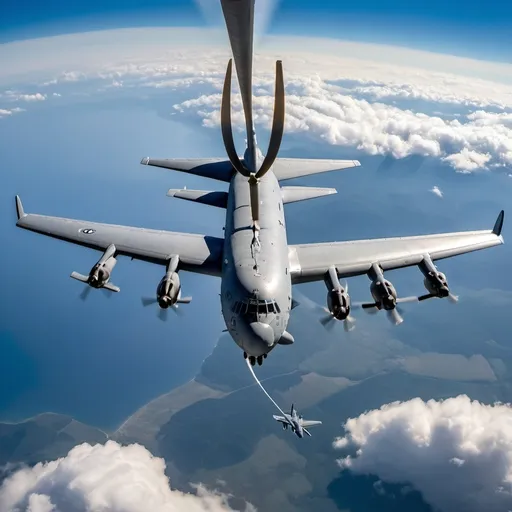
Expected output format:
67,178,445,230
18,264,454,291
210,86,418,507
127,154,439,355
14,0,504,366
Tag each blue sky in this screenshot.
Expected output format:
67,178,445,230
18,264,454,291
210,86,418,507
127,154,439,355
0,0,511,62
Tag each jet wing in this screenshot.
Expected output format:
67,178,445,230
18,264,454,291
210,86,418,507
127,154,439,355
300,420,322,428
14,196,223,276
289,211,504,284
273,415,290,424
272,158,360,182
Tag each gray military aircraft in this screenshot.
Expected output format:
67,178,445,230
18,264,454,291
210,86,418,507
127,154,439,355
14,0,504,366
273,404,322,438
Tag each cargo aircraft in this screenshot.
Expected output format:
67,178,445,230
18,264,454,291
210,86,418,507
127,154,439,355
14,0,504,366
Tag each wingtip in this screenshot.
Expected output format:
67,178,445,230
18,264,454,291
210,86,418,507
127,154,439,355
493,210,504,236
15,195,26,220
140,157,150,165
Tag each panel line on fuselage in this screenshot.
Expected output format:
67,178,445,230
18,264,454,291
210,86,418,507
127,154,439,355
220,170,292,357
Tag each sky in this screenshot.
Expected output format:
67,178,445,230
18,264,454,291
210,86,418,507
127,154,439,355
0,0,511,62
0,0,511,509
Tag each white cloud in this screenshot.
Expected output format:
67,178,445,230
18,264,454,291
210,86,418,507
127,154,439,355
0,28,512,172
430,186,444,198
0,441,253,512
333,395,512,512
0,107,24,118
3,91,47,102
173,77,512,172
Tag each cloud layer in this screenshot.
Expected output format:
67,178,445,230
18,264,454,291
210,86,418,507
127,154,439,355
0,441,252,512
333,395,512,512
1,28,512,172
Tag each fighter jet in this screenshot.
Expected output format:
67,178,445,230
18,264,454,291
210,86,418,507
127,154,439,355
14,0,504,367
273,404,322,438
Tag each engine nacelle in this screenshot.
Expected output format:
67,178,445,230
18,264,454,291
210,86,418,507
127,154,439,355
156,271,181,308
370,277,397,310
326,288,351,321
419,255,450,298
423,271,449,298
89,256,117,288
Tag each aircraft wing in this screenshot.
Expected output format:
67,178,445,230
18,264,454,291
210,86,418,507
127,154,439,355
272,158,360,182
273,415,290,424
300,420,322,428
289,211,504,284
14,196,223,276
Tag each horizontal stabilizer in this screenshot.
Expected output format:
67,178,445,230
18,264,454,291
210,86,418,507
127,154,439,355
167,189,228,209
273,158,360,182
281,186,337,204
141,157,234,182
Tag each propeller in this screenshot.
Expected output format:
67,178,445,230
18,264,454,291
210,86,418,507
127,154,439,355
418,292,459,304
78,284,114,301
140,297,184,322
319,281,356,332
354,295,418,325
79,286,92,301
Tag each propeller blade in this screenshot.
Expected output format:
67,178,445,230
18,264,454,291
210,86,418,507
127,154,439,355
171,304,184,317
141,297,158,307
177,296,192,304
320,314,335,330
356,302,379,314
79,286,92,302
343,316,356,332
418,293,435,302
448,293,459,304
158,308,169,322
387,308,404,326
396,296,419,304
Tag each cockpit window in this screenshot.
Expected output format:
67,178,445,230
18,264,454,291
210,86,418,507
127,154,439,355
232,299,280,316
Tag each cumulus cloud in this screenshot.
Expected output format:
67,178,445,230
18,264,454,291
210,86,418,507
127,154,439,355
173,75,512,172
430,186,443,198
0,441,253,512
3,91,47,102
0,107,24,118
333,395,512,512
1,28,512,172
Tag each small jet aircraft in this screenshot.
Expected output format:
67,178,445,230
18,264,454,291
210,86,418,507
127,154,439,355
14,0,504,367
273,404,322,438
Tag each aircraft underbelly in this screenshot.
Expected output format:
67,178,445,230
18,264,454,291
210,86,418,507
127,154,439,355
220,172,291,354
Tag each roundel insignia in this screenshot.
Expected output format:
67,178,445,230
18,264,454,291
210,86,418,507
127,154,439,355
81,228,96,234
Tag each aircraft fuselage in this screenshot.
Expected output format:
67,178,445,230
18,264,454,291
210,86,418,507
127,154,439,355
221,170,291,358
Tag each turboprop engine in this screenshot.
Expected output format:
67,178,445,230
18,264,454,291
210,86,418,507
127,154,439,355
156,271,181,309
70,243,120,293
141,255,192,320
319,266,355,332
418,255,458,303
326,287,351,321
88,257,116,289
359,263,418,325
369,275,398,311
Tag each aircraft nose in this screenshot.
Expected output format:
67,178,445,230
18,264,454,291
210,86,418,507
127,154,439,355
249,321,274,346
